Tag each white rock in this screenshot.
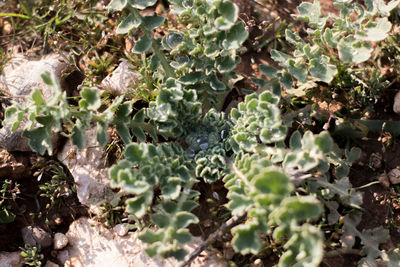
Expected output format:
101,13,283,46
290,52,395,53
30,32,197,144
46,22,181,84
58,217,226,267
0,53,68,104
388,168,400,184
394,91,400,114
0,53,67,152
21,226,52,248
57,127,111,206
0,127,31,152
44,261,59,267
0,251,22,267
54,233,68,250
113,223,129,237
100,59,140,96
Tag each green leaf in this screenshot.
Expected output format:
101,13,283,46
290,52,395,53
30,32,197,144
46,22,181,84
346,147,361,162
338,36,373,64
132,109,145,123
253,170,291,195
167,249,187,261
116,123,131,144
181,200,198,212
142,15,165,30
259,64,278,79
323,28,338,48
32,89,45,105
289,131,302,150
232,222,261,254
308,58,337,83
288,60,307,81
151,213,171,228
223,21,248,50
40,72,53,86
22,127,49,155
209,74,226,91
132,126,146,142
175,212,198,228
97,122,108,147
0,207,16,224
116,13,141,34
124,143,142,163
215,56,238,73
315,131,333,154
179,72,204,85
270,50,291,67
216,1,239,30
36,115,54,126
173,229,192,244
129,0,157,10
139,229,164,243
280,71,293,89
226,192,253,215
296,0,322,25
161,177,181,200
271,196,323,223
355,18,392,42
126,194,150,218
80,87,101,111
71,120,86,149
107,0,127,11
133,34,152,53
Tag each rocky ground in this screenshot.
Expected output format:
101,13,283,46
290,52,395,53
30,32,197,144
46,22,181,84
1,0,400,267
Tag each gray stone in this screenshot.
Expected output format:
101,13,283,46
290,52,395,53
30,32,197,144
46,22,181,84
388,168,400,184
100,59,140,96
21,226,52,248
58,217,226,267
0,148,30,179
0,127,31,152
53,233,68,250
0,53,68,153
113,223,129,237
0,53,68,104
56,127,111,206
394,91,400,114
44,261,59,267
0,251,22,267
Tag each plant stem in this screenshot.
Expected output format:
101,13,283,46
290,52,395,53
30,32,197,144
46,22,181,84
179,212,247,267
129,7,175,79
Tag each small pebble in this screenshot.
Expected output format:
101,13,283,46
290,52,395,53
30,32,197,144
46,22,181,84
44,260,59,267
388,168,400,184
21,226,52,248
378,172,390,188
53,233,68,250
394,91,400,114
113,224,129,237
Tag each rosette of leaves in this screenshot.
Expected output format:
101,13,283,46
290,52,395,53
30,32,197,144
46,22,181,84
265,0,399,86
109,142,200,259
3,73,132,155
223,153,324,266
184,109,232,182
229,91,287,153
147,78,202,138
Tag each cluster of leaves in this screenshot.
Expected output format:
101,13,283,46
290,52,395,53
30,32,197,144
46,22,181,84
38,163,75,208
3,73,132,155
224,153,324,266
110,142,199,259
20,245,44,267
265,0,399,97
0,179,19,224
4,0,400,266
